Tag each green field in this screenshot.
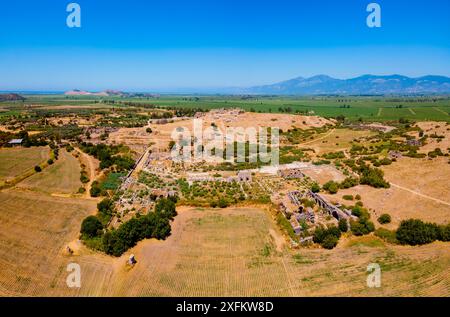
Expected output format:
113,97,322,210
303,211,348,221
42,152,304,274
1,95,450,122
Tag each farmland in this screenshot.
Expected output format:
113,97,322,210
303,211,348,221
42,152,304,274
2,94,450,122
0,146,50,184
0,94,449,297
0,206,447,296
18,149,82,195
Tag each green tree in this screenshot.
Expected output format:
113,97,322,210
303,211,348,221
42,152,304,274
322,235,339,249
377,213,392,224
311,183,321,193
338,219,348,232
396,219,439,245
80,216,103,238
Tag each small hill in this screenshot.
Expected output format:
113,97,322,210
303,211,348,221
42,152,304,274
0,93,25,102
64,89,126,97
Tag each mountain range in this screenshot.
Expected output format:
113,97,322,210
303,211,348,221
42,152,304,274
245,75,450,95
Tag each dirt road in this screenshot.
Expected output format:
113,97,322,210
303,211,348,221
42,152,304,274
390,182,450,207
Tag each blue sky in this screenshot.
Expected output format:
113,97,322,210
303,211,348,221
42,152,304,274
0,0,449,91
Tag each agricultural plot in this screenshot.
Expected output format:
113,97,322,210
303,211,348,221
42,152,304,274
0,146,49,183
17,149,82,195
1,206,447,296
301,128,376,154
0,189,97,296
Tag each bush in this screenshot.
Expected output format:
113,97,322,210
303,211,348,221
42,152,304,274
313,225,341,244
375,228,398,244
90,183,102,197
355,194,361,200
80,216,103,238
338,219,348,232
34,165,42,172
396,219,440,246
339,177,359,189
350,218,375,236
47,159,54,165
311,183,320,193
102,211,172,257
97,198,114,224
358,166,390,189
155,198,177,220
217,197,229,208
343,195,354,201
321,235,339,249
377,213,392,224
439,224,450,241
323,181,339,194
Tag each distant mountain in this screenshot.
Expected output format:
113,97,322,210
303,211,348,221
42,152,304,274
0,93,25,102
247,75,450,95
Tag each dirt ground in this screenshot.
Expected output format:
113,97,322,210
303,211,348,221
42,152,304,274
0,205,448,296
108,127,152,156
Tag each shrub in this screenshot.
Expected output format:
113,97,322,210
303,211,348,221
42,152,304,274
310,183,320,193
439,224,450,241
313,225,341,244
323,181,339,194
321,235,339,249
80,216,103,238
338,219,348,232
90,182,103,197
47,159,54,165
34,165,42,172
339,177,359,189
355,194,361,200
350,218,375,236
155,198,177,220
343,195,354,201
217,197,229,208
377,213,392,224
358,166,390,188
375,228,398,244
396,219,440,246
102,203,174,257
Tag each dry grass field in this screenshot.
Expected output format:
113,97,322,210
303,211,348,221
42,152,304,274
303,128,376,155
0,189,97,296
147,112,333,152
108,127,152,156
0,147,49,183
322,156,450,227
415,121,450,153
17,149,82,195
0,205,447,296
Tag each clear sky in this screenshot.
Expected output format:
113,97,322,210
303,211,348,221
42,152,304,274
0,0,449,91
